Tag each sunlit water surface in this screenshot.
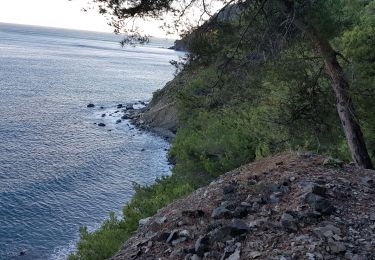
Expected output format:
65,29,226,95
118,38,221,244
0,23,178,259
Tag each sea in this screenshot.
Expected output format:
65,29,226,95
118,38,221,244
0,22,179,259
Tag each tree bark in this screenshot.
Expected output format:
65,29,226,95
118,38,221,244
278,0,374,169
315,39,374,169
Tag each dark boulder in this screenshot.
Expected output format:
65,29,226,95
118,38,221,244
280,213,298,232
121,114,130,120
305,193,335,215
87,103,95,108
182,210,205,218
211,207,231,219
223,185,236,194
229,219,250,235
98,123,106,127
195,235,210,256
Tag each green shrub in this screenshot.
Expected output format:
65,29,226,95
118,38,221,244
68,175,196,260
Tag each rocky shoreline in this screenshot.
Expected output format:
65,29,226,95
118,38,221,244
87,101,176,142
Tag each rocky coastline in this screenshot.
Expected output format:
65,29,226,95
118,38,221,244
87,101,176,142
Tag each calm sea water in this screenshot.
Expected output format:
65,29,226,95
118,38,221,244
0,23,178,259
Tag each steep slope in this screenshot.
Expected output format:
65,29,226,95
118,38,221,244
111,153,375,259
130,71,194,140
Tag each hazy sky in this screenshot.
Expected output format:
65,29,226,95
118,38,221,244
0,0,168,37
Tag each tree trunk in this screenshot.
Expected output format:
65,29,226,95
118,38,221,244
278,0,374,169
315,39,374,169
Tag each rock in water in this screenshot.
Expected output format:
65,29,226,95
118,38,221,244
87,103,95,108
98,123,106,127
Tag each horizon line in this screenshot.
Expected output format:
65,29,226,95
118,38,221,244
0,21,178,40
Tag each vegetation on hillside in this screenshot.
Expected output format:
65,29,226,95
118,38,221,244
70,1,375,259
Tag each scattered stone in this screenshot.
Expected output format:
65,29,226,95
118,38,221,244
232,206,248,218
204,251,221,258
116,119,122,124
117,104,123,109
87,103,95,108
240,202,252,207
155,232,170,242
223,185,236,194
109,154,375,260
323,157,344,168
304,193,335,215
249,251,262,259
195,235,210,256
179,230,191,238
211,207,231,219
329,241,346,254
139,217,151,226
313,224,341,239
170,248,186,258
269,192,282,203
229,219,250,235
311,185,327,196
295,234,311,242
101,114,106,117
227,248,241,260
298,211,321,225
281,213,298,232
172,236,187,246
98,123,106,127
210,226,233,243
209,220,249,243
166,230,179,244
306,253,315,260
154,216,167,225
126,104,134,110
191,254,202,260
182,210,205,218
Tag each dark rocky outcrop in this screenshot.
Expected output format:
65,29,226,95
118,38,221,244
127,74,190,141
170,39,189,52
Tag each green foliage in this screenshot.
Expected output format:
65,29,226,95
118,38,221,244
68,175,196,260
71,1,375,259
339,0,375,158
68,213,127,260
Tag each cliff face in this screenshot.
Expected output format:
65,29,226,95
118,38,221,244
130,72,190,140
111,153,375,259
173,39,189,52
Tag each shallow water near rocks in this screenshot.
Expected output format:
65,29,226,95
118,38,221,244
0,23,178,259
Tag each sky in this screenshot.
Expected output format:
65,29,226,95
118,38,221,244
0,0,169,37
